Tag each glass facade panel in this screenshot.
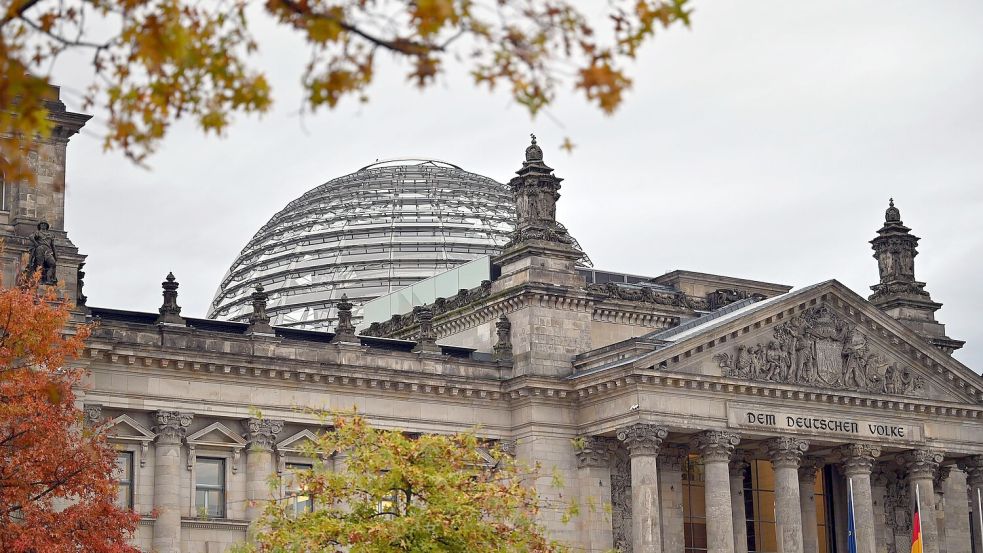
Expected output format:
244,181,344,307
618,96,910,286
195,458,226,518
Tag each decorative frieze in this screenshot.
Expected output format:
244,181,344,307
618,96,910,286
692,431,740,463
616,423,668,456
766,437,809,468
714,304,926,396
152,410,193,444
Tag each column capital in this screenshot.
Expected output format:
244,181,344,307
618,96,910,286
575,436,615,469
766,437,809,469
692,431,741,463
900,449,944,479
152,410,193,444
798,457,823,483
658,444,689,471
839,443,881,476
616,423,668,456
958,455,983,486
243,417,284,451
729,452,751,478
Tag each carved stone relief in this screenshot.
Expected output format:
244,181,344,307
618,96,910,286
713,304,926,396
610,447,632,553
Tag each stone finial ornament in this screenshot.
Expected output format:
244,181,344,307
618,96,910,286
504,134,576,249
331,293,358,343
76,262,87,307
246,284,274,335
27,220,58,284
411,306,440,353
492,314,513,362
157,272,185,325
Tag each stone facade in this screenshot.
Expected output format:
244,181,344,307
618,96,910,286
5,110,983,553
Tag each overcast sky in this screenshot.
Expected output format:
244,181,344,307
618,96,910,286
53,1,983,370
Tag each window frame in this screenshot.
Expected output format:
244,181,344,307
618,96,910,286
194,457,227,519
283,462,315,516
115,451,135,510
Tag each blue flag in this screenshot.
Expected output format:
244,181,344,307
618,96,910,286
847,478,858,553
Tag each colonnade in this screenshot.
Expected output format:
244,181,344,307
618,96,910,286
576,423,982,553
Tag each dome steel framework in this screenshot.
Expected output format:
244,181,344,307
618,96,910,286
207,159,516,331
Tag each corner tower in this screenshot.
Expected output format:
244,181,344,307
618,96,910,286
492,135,589,376
869,199,963,354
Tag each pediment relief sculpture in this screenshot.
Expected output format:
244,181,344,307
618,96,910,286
713,304,927,397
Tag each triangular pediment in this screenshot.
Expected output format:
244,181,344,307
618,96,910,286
107,414,155,442
187,422,247,448
277,429,320,453
628,280,983,405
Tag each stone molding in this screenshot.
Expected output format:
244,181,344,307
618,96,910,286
692,431,741,463
575,436,615,469
83,342,983,427
83,403,103,426
152,410,193,444
958,455,983,486
243,418,284,451
766,437,809,468
899,449,945,479
616,423,668,456
839,443,881,476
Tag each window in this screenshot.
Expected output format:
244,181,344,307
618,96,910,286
744,460,831,553
114,452,134,510
285,462,313,516
682,454,708,552
195,458,226,518
0,170,6,211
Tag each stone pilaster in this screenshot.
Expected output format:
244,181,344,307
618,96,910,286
767,437,809,553
617,423,669,553
798,458,822,553
960,456,983,553
658,445,687,553
942,466,971,553
575,436,615,553
693,431,740,553
839,444,881,553
900,449,944,553
729,455,751,553
243,418,284,523
152,411,192,553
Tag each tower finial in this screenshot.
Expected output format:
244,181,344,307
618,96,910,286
885,197,901,223
530,133,537,145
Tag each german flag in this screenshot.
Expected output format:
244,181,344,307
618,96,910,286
911,493,924,553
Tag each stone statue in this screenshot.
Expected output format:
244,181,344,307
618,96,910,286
28,220,58,284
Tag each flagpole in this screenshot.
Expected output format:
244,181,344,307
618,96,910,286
848,477,856,547
977,487,982,551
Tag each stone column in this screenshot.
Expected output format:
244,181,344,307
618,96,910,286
767,437,809,553
617,423,669,553
658,446,687,553
243,418,284,524
798,458,822,553
151,411,192,553
693,431,740,553
960,456,983,553
839,444,881,553
575,436,616,553
729,455,750,553
900,449,944,553
943,466,971,553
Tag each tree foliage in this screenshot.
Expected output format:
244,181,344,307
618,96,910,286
0,0,691,176
0,272,139,552
236,412,565,553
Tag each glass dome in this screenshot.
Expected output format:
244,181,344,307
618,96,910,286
207,159,516,331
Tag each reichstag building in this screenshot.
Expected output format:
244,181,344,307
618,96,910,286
4,88,983,553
